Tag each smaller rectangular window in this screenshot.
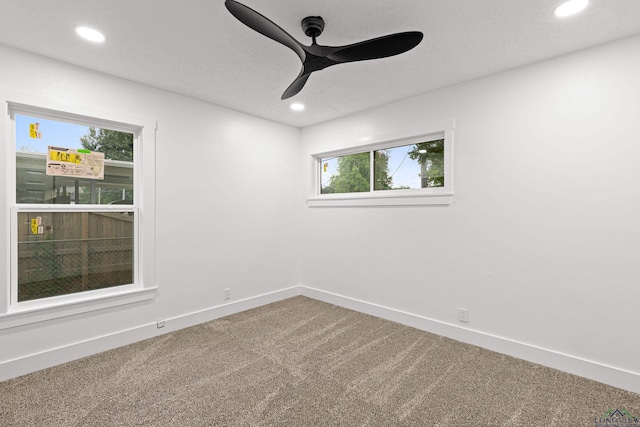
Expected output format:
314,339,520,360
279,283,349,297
309,120,454,207
320,138,445,193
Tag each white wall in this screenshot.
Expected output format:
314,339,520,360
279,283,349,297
0,45,301,377
299,34,640,391
1,33,640,393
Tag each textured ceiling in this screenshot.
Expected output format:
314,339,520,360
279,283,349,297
0,0,639,128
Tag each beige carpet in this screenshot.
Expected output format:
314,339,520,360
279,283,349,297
1,296,639,426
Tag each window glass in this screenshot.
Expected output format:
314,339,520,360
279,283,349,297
17,211,134,302
320,152,370,194
319,138,445,195
15,114,134,205
373,150,392,191
11,109,139,305
374,139,444,190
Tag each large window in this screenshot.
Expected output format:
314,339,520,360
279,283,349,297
4,102,155,319
310,121,454,207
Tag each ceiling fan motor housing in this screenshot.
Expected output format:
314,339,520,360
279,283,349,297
302,16,325,39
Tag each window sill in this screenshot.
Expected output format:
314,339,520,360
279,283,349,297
0,287,157,330
307,191,454,207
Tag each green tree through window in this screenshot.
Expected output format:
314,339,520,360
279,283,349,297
80,127,133,162
322,152,391,194
321,139,443,194
407,139,445,188
76,127,135,204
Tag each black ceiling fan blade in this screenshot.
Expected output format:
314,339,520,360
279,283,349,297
281,72,311,100
327,31,423,63
225,0,306,62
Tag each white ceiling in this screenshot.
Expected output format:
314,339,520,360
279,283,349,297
0,0,639,128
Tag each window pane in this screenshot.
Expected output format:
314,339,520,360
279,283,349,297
374,139,444,190
320,152,370,194
373,150,392,190
15,114,134,204
17,211,134,302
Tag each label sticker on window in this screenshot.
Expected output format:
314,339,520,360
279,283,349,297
46,146,105,180
29,123,42,138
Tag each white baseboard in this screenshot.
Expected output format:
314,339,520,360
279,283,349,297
0,286,301,382
299,286,640,395
3,285,639,395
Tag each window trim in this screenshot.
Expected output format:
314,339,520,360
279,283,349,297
307,120,455,207
1,92,157,330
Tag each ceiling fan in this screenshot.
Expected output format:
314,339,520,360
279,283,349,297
225,0,423,100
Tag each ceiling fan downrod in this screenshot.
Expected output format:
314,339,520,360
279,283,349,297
301,16,324,44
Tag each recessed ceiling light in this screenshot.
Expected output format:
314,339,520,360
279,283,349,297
76,26,105,43
290,103,305,111
554,0,589,18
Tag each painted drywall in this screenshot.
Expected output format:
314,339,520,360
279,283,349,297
1,33,639,393
299,34,640,384
0,45,301,375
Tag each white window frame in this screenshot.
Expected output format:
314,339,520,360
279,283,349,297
0,93,157,330
307,120,455,207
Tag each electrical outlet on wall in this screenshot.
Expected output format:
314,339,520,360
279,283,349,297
224,288,231,301
458,308,469,323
